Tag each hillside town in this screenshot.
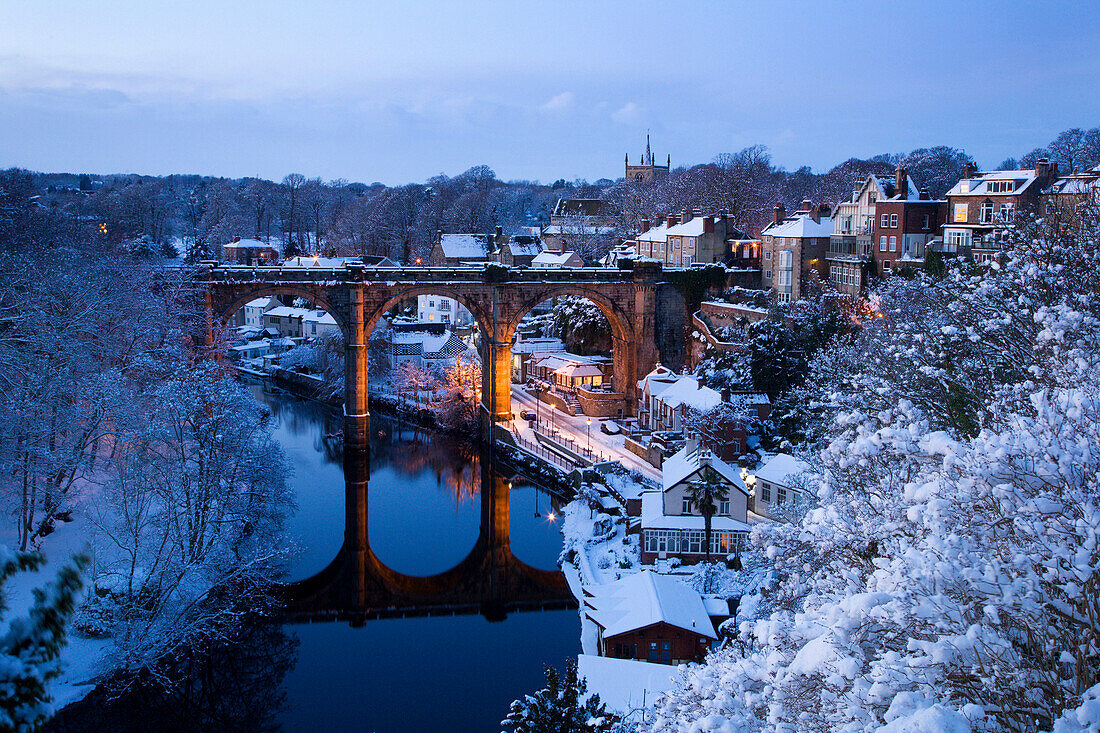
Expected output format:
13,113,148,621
3,3,1100,727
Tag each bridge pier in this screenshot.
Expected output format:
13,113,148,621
344,284,370,450
480,335,514,441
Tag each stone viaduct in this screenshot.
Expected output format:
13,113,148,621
199,261,700,447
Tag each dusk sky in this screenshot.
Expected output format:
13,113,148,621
3,0,1098,185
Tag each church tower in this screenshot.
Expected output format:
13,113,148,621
625,133,670,183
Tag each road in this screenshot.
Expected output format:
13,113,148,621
508,385,662,483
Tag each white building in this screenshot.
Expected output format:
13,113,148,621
417,295,473,326
302,309,340,339
531,250,584,268
243,297,279,329
749,453,812,520
640,444,751,564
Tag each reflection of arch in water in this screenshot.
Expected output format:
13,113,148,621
284,448,575,623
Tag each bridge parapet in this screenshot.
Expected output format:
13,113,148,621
199,263,654,286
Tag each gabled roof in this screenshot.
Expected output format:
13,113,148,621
245,296,278,309
661,445,748,495
584,570,716,639
753,453,810,487
438,233,491,259
638,364,679,393
532,250,582,266
636,222,671,243
945,168,1043,198
761,212,834,238
657,376,723,412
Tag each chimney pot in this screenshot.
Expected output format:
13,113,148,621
920,188,930,200
963,162,976,180
640,218,650,233
703,216,715,234
800,199,813,212
773,203,786,224
666,215,678,228
896,166,908,199
495,226,503,238
682,210,693,224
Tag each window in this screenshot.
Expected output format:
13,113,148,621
922,214,931,230
648,642,658,663
889,236,897,252
880,213,889,227
764,269,772,280
988,180,1014,193
439,300,451,310
644,530,680,554
953,203,968,222
889,213,898,228
777,486,787,504
683,530,705,554
998,203,1014,221
882,260,892,273
879,236,887,252
719,499,730,515
760,481,771,502
681,496,693,514
764,250,771,260
441,314,450,324
777,292,791,304
779,251,792,267
980,201,994,223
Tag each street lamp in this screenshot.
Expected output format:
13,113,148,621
550,402,556,434
586,417,592,453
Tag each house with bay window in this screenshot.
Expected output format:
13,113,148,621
942,159,1058,263
639,443,751,564
761,201,832,303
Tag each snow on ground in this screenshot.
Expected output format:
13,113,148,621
577,654,678,718
0,516,111,710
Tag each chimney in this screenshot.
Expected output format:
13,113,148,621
895,166,908,199
703,216,715,234
920,188,931,200
640,218,650,233
818,203,831,219
232,236,241,243
773,203,786,224
854,176,864,199
963,162,975,180
666,215,679,228
494,225,503,239
800,199,813,212
681,210,693,224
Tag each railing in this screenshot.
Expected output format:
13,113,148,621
531,420,613,464
192,261,672,285
512,433,582,472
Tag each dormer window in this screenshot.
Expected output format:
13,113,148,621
988,180,1015,194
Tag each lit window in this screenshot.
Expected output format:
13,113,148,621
953,203,968,222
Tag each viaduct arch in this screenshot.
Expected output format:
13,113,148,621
199,261,688,448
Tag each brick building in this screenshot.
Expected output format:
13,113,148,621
870,166,946,277
631,211,750,267
942,159,1058,263
761,201,832,303
584,571,716,664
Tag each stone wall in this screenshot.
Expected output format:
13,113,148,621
575,388,630,418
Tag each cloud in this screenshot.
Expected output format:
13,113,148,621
540,91,575,112
611,101,644,124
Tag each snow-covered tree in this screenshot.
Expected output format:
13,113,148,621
551,296,612,355
650,207,1100,732
501,660,615,733
0,548,87,731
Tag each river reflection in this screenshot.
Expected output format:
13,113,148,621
258,385,580,732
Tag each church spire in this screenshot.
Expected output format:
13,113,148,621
645,131,653,166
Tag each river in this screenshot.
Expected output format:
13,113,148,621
258,382,580,732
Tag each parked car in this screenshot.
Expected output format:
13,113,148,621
599,420,621,435
519,409,536,420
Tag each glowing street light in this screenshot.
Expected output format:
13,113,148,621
547,511,556,522
586,417,592,453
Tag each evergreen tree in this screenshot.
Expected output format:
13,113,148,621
0,548,87,731
501,660,615,733
684,465,728,563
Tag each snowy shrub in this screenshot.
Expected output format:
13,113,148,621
596,555,611,570
651,216,1100,732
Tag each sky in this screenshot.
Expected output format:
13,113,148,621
2,1,1098,185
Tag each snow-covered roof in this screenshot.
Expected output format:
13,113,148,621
636,223,671,243
641,491,750,532
576,655,677,714
1045,171,1100,195
638,364,679,393
439,234,490,259
265,306,311,319
661,445,748,495
512,337,565,354
945,168,1043,198
226,238,279,251
542,225,616,236
283,256,361,268
245,296,277,309
664,217,710,237
554,363,605,379
302,310,337,326
532,250,582,267
584,570,717,639
529,352,604,372
505,240,545,256
726,391,771,409
657,376,723,412
762,212,835,238
753,453,810,487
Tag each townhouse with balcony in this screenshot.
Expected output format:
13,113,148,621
942,159,1058,262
